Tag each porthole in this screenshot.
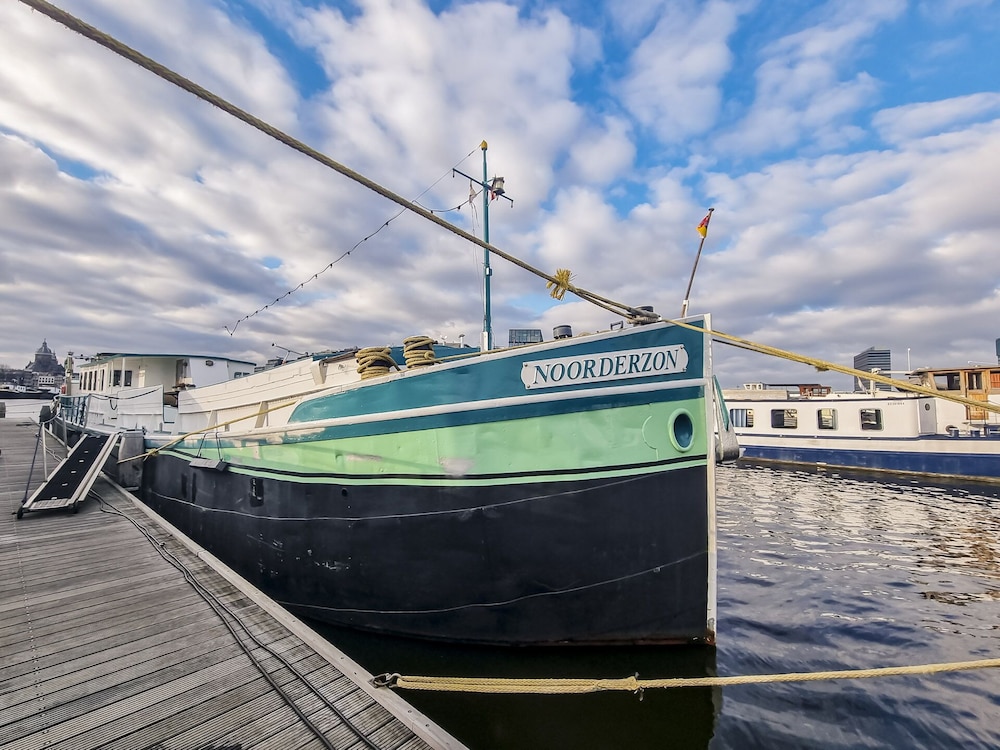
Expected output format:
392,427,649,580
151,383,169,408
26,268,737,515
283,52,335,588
669,409,695,452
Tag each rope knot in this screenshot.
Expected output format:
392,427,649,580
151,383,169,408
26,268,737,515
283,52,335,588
546,268,573,300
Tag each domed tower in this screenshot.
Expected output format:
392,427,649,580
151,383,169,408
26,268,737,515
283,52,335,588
26,340,64,375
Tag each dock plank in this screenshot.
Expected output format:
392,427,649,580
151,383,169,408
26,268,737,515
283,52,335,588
0,419,458,750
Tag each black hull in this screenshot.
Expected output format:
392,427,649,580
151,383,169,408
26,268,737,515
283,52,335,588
139,453,713,646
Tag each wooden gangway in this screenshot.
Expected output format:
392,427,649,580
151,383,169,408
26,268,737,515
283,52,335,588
0,417,464,750
17,431,120,518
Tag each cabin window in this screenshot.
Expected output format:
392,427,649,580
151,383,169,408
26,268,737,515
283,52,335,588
860,408,883,431
967,372,983,390
730,408,754,428
771,409,798,429
100,370,105,390
933,373,961,391
817,408,838,430
112,370,133,387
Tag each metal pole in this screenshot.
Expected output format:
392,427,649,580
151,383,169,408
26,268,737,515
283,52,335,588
481,140,493,352
41,417,48,476
681,208,714,317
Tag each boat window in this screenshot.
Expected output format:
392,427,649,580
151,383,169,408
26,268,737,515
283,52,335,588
933,373,961,390
112,369,133,387
860,408,883,430
730,408,754,428
967,372,983,390
817,408,837,430
124,370,133,387
771,409,798,429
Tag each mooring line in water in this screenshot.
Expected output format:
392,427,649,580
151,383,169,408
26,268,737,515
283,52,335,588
373,657,1000,694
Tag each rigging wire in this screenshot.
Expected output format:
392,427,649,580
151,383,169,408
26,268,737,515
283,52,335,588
224,147,478,335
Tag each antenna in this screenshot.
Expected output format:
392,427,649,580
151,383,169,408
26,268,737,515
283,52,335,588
272,343,305,362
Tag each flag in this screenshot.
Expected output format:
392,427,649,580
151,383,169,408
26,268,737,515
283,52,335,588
696,212,711,238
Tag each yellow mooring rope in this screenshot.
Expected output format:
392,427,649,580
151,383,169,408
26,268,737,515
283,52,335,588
373,656,1000,694
663,317,1000,416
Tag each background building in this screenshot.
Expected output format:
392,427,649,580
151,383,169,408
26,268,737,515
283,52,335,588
854,347,892,392
1,340,66,388
508,328,543,347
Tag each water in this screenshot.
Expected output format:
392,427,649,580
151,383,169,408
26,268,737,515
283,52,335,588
0,398,56,422
311,463,1000,749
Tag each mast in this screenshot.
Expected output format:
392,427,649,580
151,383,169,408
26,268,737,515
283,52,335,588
481,141,493,351
453,141,512,352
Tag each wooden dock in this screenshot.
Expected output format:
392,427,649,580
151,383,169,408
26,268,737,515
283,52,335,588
0,417,465,750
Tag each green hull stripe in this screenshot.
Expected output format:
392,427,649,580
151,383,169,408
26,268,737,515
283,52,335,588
170,398,708,485
165,448,707,487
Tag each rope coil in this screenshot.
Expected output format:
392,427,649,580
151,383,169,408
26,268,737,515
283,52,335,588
356,347,399,379
402,336,438,369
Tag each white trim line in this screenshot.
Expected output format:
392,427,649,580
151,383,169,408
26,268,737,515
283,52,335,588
193,376,711,444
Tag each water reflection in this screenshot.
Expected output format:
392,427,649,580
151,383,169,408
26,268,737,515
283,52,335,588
714,463,1000,749
310,621,720,750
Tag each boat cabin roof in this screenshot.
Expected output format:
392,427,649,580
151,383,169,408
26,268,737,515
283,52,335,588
81,353,256,368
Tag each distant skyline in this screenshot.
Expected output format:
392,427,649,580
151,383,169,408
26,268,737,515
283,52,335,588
2,0,999,389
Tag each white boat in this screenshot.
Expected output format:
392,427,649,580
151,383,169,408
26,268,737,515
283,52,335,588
57,318,734,646
723,363,1000,482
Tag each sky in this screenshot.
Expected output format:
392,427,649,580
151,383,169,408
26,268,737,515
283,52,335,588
1,0,999,389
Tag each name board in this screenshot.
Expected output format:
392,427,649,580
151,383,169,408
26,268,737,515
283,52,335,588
521,345,688,390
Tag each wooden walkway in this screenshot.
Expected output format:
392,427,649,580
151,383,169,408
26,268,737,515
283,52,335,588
0,417,464,750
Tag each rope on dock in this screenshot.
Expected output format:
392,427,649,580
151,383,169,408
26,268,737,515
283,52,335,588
373,656,1000,694
93,491,384,750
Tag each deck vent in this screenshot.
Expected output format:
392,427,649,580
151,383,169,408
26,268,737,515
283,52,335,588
553,325,573,339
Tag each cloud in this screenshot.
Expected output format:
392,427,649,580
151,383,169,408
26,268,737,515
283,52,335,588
714,0,904,155
873,93,1000,143
563,115,635,183
617,0,741,141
